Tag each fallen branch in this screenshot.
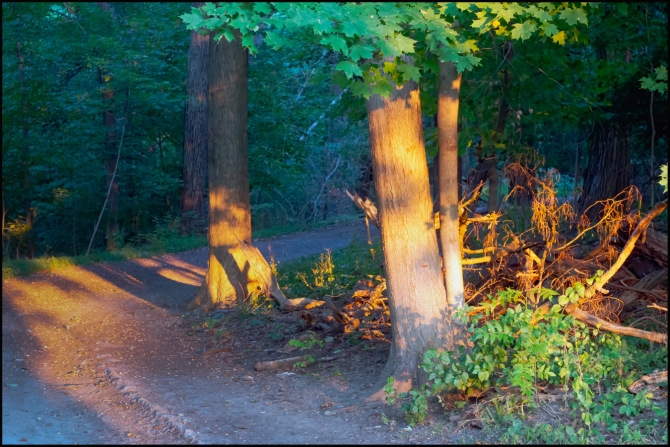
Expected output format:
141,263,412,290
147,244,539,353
566,306,667,344
345,190,379,228
254,352,346,372
648,303,668,312
581,199,667,302
628,370,668,395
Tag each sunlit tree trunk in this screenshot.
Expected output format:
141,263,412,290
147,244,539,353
365,69,465,399
437,60,466,311
188,32,254,311
180,1,209,234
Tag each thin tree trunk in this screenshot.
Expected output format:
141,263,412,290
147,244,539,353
365,64,463,399
97,2,119,251
180,2,210,234
487,41,514,213
15,5,32,257
437,60,466,311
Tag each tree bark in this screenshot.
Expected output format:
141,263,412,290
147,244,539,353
437,60,466,311
188,31,254,310
97,2,119,251
579,125,631,220
487,41,515,213
14,4,32,258
365,68,465,399
180,1,210,234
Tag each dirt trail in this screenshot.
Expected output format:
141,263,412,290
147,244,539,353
4,219,457,445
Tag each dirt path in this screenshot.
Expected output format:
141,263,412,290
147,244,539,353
5,219,459,445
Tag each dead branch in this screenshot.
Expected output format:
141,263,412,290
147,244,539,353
648,303,668,312
345,190,379,228
323,296,350,326
566,306,667,344
199,347,232,357
628,370,668,394
254,352,346,372
581,199,667,302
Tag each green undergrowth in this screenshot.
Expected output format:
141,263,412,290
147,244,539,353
384,277,668,443
2,213,365,280
273,237,383,301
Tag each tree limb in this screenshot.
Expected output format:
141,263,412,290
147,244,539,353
567,306,667,344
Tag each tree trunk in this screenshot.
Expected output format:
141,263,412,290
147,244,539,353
97,2,119,251
487,42,515,213
437,60,466,311
180,2,210,234
189,32,254,311
14,4,32,257
580,125,631,220
365,69,465,398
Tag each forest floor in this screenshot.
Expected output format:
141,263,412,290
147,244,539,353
3,217,664,445
2,218,474,445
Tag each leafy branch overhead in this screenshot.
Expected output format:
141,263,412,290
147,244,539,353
180,2,594,98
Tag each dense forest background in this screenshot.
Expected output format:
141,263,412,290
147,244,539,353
2,2,667,260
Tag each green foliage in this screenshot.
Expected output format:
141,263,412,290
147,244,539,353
659,164,668,194
275,239,382,300
640,65,668,95
384,273,667,429
180,2,594,98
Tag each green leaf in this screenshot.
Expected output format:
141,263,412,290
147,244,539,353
349,44,375,61
655,65,668,81
180,12,204,29
640,77,656,91
372,78,394,97
438,46,460,63
542,22,559,37
264,31,284,49
398,63,421,82
559,8,588,26
320,35,348,55
456,53,481,72
241,34,258,55
511,21,537,41
392,34,416,54
350,80,371,99
313,19,333,35
558,295,569,306
252,2,272,15
335,61,363,79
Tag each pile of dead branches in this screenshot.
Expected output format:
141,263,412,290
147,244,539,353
460,160,667,347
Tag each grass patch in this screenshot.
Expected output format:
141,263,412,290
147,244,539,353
274,237,382,301
2,214,366,280
2,234,207,280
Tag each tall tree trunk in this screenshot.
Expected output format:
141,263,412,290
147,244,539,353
365,68,464,399
487,41,515,213
437,60,466,311
97,2,119,251
180,1,210,234
15,4,32,258
580,125,631,220
188,32,254,310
